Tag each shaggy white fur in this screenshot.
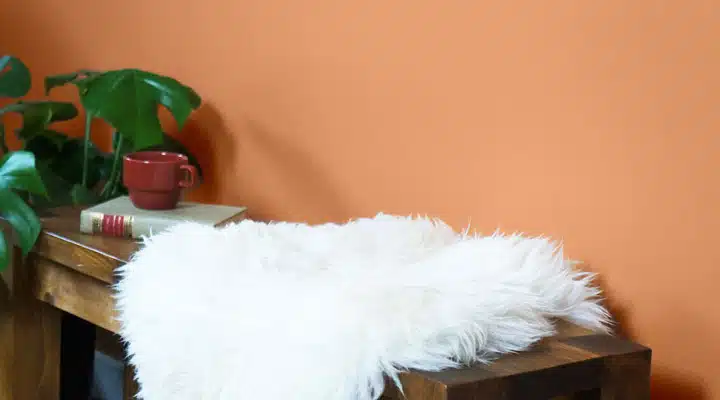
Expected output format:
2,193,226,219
115,214,610,400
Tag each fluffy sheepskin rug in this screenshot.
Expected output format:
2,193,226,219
115,214,610,400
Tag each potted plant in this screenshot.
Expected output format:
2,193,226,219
0,56,49,270
0,55,203,271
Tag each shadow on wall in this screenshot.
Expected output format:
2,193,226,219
650,367,709,400
179,103,236,204
177,108,351,223
239,120,352,223
588,267,709,400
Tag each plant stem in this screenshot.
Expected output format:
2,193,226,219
0,124,8,155
81,112,92,187
100,135,123,198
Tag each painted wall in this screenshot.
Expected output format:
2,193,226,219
2,1,718,398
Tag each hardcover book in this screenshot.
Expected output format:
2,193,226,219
79,196,248,239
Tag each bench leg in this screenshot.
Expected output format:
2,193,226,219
0,252,62,400
598,352,651,400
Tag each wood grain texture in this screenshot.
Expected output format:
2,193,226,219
383,333,651,400
32,256,120,333
34,207,137,284
33,231,125,285
0,251,62,400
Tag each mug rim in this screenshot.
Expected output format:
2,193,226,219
124,151,189,164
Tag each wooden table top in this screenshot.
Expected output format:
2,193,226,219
33,207,138,284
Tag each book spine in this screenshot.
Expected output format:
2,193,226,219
79,209,248,238
80,212,175,238
80,211,137,238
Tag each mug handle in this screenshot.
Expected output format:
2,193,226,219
178,164,198,188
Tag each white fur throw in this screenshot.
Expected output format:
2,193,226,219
115,214,610,400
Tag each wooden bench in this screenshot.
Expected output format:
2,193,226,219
383,320,650,399
0,207,651,399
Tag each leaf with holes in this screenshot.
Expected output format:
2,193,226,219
75,69,201,150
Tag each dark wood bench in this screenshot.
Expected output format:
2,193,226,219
383,321,651,399
1,208,651,399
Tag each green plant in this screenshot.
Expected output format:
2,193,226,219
0,56,48,271
43,68,202,204
1,56,202,207
0,151,47,271
0,55,203,271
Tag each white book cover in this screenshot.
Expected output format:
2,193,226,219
79,196,247,238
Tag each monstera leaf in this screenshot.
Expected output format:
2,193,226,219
0,101,78,141
0,151,47,271
0,55,31,98
47,69,201,150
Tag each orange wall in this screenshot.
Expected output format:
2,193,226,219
2,1,718,398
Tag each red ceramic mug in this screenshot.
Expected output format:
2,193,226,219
122,151,198,210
